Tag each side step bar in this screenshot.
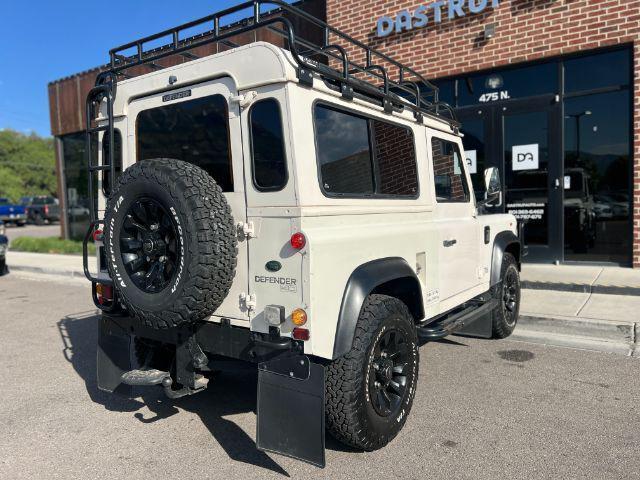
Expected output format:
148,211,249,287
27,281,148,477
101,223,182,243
417,298,498,340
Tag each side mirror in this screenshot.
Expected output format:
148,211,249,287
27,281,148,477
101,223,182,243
483,167,503,207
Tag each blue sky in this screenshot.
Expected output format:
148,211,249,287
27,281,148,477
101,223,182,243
0,0,294,137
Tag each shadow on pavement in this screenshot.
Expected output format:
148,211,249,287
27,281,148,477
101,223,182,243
57,311,289,477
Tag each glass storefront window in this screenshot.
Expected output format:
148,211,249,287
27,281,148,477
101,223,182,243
564,49,631,94
456,61,558,107
61,133,93,240
459,115,486,198
563,89,631,263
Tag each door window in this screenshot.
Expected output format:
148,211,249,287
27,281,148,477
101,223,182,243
430,138,470,203
249,99,288,192
136,94,233,191
314,104,418,198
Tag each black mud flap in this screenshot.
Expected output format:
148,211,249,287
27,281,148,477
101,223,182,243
256,354,326,468
455,311,493,338
97,316,133,396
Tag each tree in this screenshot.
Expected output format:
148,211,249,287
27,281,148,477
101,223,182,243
0,129,56,201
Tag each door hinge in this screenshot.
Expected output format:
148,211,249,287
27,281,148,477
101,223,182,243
229,91,258,109
237,221,256,239
240,292,257,312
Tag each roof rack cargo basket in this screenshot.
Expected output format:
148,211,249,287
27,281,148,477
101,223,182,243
105,0,457,123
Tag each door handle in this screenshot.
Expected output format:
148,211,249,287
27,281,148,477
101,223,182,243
443,239,457,247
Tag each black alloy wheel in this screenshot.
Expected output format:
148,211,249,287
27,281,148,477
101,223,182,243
502,266,519,327
368,329,410,418
120,197,180,294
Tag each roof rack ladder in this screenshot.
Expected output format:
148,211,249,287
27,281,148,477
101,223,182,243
82,71,116,285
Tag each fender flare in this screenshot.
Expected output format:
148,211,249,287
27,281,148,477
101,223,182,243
332,257,423,359
490,231,521,287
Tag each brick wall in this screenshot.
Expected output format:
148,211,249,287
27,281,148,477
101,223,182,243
327,0,640,267
372,121,419,195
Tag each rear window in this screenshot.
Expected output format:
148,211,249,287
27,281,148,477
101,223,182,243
314,104,418,198
249,99,288,192
136,94,233,191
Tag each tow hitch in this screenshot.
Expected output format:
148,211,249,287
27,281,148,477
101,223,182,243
97,314,326,467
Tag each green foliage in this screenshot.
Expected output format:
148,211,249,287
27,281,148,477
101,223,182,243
9,236,94,255
0,129,56,202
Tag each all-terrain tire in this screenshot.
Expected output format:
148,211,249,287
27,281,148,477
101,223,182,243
104,159,237,329
325,294,419,451
491,252,520,339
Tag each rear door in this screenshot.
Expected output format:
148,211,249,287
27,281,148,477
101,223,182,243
127,77,249,321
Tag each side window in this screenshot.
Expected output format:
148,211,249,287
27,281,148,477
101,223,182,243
250,99,288,192
431,137,470,203
136,94,233,191
314,104,418,197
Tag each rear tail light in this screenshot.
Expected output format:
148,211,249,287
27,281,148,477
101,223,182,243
44,205,49,215
290,232,306,250
292,327,310,341
96,283,113,305
292,308,307,326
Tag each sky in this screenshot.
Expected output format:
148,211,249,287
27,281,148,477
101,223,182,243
0,0,295,137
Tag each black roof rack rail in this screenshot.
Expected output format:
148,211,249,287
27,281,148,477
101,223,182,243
104,0,457,124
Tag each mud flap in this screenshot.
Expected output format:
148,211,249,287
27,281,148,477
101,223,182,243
97,316,133,396
455,311,493,338
256,354,325,468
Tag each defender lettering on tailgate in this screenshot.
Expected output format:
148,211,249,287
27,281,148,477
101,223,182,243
255,275,298,293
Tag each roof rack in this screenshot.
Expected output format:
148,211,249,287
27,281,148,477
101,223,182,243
101,0,457,124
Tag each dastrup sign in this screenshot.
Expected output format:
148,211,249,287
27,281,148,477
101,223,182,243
376,0,500,38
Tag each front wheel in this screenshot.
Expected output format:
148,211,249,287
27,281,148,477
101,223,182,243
326,294,419,451
491,252,521,338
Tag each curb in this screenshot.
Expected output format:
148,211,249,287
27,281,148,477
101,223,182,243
522,280,640,296
513,313,639,357
8,264,86,279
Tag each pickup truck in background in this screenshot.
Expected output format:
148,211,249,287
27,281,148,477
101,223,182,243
0,198,26,226
22,196,61,225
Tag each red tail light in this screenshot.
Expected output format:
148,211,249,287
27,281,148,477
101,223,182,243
290,232,306,250
96,284,113,305
292,327,310,341
44,205,49,215
93,229,103,242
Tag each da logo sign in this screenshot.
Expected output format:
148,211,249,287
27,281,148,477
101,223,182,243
377,0,500,38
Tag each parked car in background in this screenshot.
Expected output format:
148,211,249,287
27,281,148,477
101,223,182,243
0,220,8,274
23,196,60,225
0,198,26,226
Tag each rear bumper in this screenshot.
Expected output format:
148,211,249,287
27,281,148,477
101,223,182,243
0,214,26,222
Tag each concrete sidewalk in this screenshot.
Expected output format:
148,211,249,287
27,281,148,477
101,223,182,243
515,264,640,357
6,251,86,278
5,251,639,356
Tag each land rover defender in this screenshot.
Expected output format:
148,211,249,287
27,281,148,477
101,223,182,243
82,1,523,467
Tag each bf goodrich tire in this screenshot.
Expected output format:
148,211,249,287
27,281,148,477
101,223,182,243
104,159,237,329
491,252,521,339
326,294,419,451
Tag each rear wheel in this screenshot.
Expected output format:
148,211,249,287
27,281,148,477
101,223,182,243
492,252,520,339
325,294,419,451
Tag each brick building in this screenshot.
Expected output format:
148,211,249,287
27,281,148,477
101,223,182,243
48,0,638,266
326,0,639,266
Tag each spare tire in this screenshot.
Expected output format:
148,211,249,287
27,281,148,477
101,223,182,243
103,159,237,329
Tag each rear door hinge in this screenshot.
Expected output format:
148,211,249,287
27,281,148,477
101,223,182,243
240,293,257,312
230,91,258,109
237,221,256,239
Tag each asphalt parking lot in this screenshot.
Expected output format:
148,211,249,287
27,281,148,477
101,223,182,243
1,272,639,479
